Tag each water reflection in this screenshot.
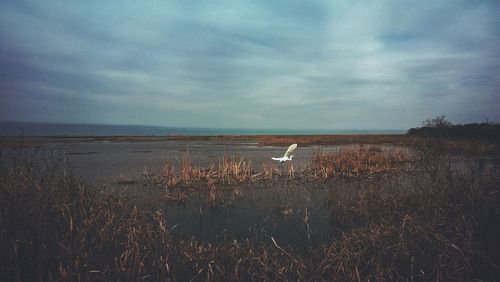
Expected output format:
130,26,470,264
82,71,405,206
155,176,404,249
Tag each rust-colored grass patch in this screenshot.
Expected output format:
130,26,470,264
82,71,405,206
1,150,499,280
157,155,255,189
309,145,412,177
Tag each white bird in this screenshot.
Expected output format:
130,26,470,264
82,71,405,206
271,143,297,163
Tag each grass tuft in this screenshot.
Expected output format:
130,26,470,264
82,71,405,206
1,144,499,280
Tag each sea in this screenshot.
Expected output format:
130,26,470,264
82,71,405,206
0,121,406,136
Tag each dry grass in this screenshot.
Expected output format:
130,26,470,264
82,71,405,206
255,134,411,147
0,152,173,280
1,146,499,281
157,155,255,189
3,134,498,156
309,145,412,178
1,134,409,149
153,145,413,192
319,159,500,280
411,137,500,155
147,155,258,206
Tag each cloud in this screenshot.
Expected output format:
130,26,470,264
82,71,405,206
1,0,499,129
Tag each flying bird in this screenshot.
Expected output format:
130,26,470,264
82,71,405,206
271,143,297,163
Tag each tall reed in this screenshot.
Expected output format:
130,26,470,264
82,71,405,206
1,147,499,280
310,145,411,178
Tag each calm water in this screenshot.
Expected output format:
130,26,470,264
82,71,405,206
0,121,405,136
2,137,495,249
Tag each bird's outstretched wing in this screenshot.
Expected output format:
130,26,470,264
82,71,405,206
283,143,297,158
271,157,282,161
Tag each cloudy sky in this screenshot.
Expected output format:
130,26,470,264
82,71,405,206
1,0,499,130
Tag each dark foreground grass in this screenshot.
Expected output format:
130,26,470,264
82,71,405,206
1,147,499,281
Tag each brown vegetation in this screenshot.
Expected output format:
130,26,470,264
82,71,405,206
155,155,255,188
1,144,499,280
309,145,411,177
0,134,410,149
149,146,412,193
255,134,411,147
2,133,498,156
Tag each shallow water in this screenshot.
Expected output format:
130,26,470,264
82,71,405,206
114,154,498,249
3,140,496,250
164,182,338,248
117,173,411,249
2,140,342,182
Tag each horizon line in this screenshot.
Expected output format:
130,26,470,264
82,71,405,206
0,120,407,132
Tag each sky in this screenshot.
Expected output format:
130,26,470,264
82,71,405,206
1,0,499,130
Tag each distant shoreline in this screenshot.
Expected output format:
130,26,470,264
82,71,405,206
0,121,406,137
0,134,410,149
